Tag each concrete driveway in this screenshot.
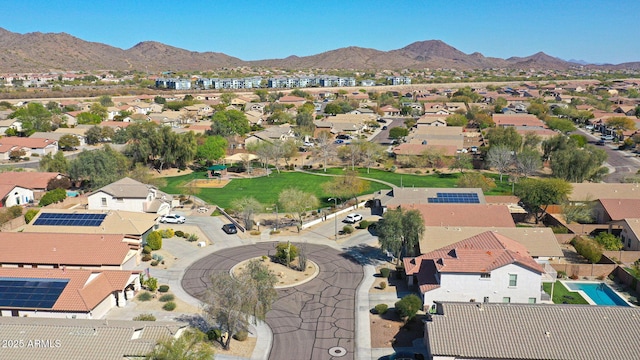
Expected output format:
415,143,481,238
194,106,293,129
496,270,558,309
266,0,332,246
182,242,364,360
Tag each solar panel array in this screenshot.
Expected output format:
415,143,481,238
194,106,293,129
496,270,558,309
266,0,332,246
32,213,107,227
427,192,480,204
0,278,69,309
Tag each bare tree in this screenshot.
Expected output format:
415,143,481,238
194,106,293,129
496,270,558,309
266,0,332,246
232,197,263,230
322,170,368,208
357,141,384,174
515,148,542,177
278,188,319,232
312,131,336,172
486,145,513,182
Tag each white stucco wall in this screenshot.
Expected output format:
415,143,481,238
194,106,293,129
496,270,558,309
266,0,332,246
423,264,541,307
3,186,34,207
87,190,146,212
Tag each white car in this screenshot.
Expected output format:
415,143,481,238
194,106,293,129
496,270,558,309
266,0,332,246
601,134,615,141
343,213,363,223
159,214,186,224
303,141,315,147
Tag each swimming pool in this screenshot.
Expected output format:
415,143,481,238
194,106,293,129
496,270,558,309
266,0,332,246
66,190,79,197
564,281,631,306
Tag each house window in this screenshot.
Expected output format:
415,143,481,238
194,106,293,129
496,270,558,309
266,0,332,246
502,297,511,303
480,273,491,279
509,274,518,287
483,296,490,303
528,297,537,304
101,197,107,206
116,198,124,203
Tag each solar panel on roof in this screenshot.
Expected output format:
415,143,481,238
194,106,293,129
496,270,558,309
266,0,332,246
427,192,480,204
0,278,69,309
33,213,107,226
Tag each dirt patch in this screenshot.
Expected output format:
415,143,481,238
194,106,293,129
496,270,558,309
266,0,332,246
370,264,411,293
232,257,318,288
370,310,424,348
184,178,231,188
132,291,200,314
212,337,257,359
154,168,193,177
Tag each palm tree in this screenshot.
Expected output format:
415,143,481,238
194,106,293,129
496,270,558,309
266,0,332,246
146,329,215,360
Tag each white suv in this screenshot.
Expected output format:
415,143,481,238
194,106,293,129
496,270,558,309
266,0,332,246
159,214,186,224
343,213,363,223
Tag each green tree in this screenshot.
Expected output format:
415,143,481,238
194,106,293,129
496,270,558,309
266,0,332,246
232,197,262,230
68,145,130,189
594,232,623,251
321,170,369,206
39,151,69,173
571,236,603,264
196,135,227,164
515,178,572,224
449,153,473,173
550,145,607,182
146,231,163,250
98,95,114,107
493,97,508,113
77,112,103,125
295,111,315,135
445,113,468,127
58,134,80,150
377,207,425,260
561,202,594,224
545,118,576,133
456,172,496,192
388,126,409,140
254,89,268,102
514,148,542,177
605,116,636,137
485,126,522,152
278,188,319,232
145,328,214,360
10,102,52,135
210,110,250,136
395,294,422,322
39,188,67,206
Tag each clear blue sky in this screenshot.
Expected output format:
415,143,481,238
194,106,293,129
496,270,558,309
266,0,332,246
3,0,639,65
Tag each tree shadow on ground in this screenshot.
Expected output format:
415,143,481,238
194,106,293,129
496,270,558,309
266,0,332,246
174,313,208,331
341,244,391,265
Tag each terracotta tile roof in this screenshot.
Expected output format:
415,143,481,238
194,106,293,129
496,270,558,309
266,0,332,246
0,233,131,266
392,143,458,156
493,114,546,127
402,203,515,227
0,136,57,148
0,171,62,190
0,268,136,312
599,199,640,221
278,95,307,103
405,231,543,293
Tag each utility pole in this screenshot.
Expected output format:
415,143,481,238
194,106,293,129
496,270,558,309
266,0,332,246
328,198,338,240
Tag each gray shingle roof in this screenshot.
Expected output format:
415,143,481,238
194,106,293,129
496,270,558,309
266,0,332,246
0,317,186,360
427,302,640,360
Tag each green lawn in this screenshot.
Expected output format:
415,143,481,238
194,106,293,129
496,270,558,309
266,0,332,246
309,168,513,195
160,171,390,210
542,281,589,304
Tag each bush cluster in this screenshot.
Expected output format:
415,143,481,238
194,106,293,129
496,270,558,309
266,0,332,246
233,330,248,341
162,301,176,311
571,236,603,264
133,313,156,321
146,231,162,250
342,225,355,234
374,303,389,315
137,291,153,301
158,228,174,238
39,188,67,206
358,220,371,229
380,268,391,278
275,242,298,263
207,329,221,341
24,209,39,224
158,285,170,293
142,245,152,254
159,294,175,302
174,230,185,238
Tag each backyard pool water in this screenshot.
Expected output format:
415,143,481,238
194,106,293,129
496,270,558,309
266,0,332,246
66,190,79,197
564,281,631,306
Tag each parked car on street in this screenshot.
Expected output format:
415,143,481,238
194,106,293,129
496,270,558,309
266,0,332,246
159,214,186,224
343,213,363,223
601,134,615,141
222,224,238,234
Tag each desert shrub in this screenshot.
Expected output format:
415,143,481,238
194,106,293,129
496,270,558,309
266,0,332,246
379,281,387,289
358,220,371,229
158,285,170,293
133,313,156,321
174,230,184,238
162,301,176,311
187,233,199,242
145,277,158,292
207,329,221,341
342,225,355,234
24,209,39,224
374,303,389,315
159,228,174,238
142,245,152,254
181,232,190,238
395,294,422,321
137,291,153,302
151,260,159,266
250,230,261,235
233,330,248,341
159,294,175,302
380,268,391,278
275,242,298,263
142,254,152,262
146,231,162,250
594,232,623,251
38,188,67,206
571,236,603,263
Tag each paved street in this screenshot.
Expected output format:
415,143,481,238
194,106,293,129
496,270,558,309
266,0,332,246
577,128,640,183
183,242,364,360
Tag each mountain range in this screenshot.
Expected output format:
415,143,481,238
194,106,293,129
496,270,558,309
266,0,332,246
1,28,638,73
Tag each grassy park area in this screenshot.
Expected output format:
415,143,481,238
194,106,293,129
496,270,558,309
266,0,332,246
160,168,513,210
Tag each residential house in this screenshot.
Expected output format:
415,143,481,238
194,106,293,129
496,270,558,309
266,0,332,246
593,198,640,224
405,126,465,150
493,113,546,128
0,233,140,270
88,177,174,215
0,118,20,135
444,102,466,113
376,187,486,208
404,203,516,228
569,183,640,203
0,171,63,203
425,302,640,360
277,95,307,107
404,231,544,308
313,113,374,136
416,116,447,127
30,131,86,147
0,137,58,159
244,124,296,147
0,267,140,319
22,209,158,243
0,317,186,360
379,105,401,117
0,185,32,207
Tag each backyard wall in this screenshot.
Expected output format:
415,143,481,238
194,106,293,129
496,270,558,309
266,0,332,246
550,263,617,278
612,266,640,295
